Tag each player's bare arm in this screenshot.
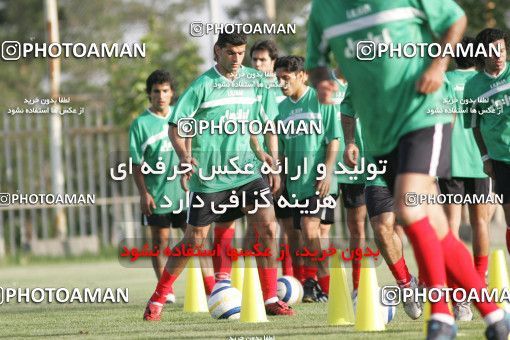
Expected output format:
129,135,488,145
308,66,338,104
316,139,339,198
341,115,359,168
416,15,467,94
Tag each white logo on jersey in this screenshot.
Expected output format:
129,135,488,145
222,108,250,121
346,4,372,20
344,28,392,59
160,139,173,152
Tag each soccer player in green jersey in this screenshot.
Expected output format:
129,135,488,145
465,28,510,260
143,33,294,321
438,37,493,321
129,70,215,303
341,89,422,320
275,56,341,302
307,1,510,339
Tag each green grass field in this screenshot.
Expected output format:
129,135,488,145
0,255,489,339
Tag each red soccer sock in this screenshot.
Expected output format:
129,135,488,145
293,264,305,283
441,231,498,317
258,267,278,301
203,275,216,295
352,259,361,291
474,255,489,285
150,269,178,304
404,217,450,315
318,275,330,294
213,226,235,279
506,227,510,255
304,266,318,281
281,244,293,276
388,257,412,287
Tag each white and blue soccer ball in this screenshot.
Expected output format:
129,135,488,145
208,280,242,320
352,288,397,324
277,276,303,305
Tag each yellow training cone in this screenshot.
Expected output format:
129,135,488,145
183,257,208,312
328,252,355,325
355,257,385,331
489,249,510,310
231,254,245,292
240,256,268,322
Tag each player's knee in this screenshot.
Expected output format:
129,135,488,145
372,220,393,241
396,204,424,226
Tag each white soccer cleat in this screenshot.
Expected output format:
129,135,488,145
401,276,423,320
454,301,473,321
166,293,176,304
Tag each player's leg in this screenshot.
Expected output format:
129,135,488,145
437,179,464,239
365,185,421,319
149,225,170,280
281,216,304,282
492,160,510,255
276,195,295,277
144,191,224,321
279,218,293,276
342,184,366,294
393,125,504,330
466,178,491,283
241,178,294,315
300,215,324,302
212,218,237,281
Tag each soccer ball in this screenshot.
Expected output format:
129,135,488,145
207,282,242,320
277,276,303,305
353,289,397,324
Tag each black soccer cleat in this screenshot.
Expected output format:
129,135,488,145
302,278,318,303
485,312,510,340
426,319,457,340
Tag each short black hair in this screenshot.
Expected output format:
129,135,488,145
475,28,509,65
145,69,175,95
250,40,278,60
274,56,305,73
216,33,247,48
454,37,477,69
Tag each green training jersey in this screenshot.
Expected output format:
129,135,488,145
277,86,341,201
306,0,463,156
333,81,366,184
129,107,186,214
171,66,275,193
464,64,510,163
446,69,486,178
340,87,387,187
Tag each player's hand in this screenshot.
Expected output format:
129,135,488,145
483,159,495,179
179,155,198,180
268,173,281,195
316,174,332,198
344,142,359,168
255,150,274,167
180,175,190,192
316,80,339,104
416,63,445,94
140,192,156,216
